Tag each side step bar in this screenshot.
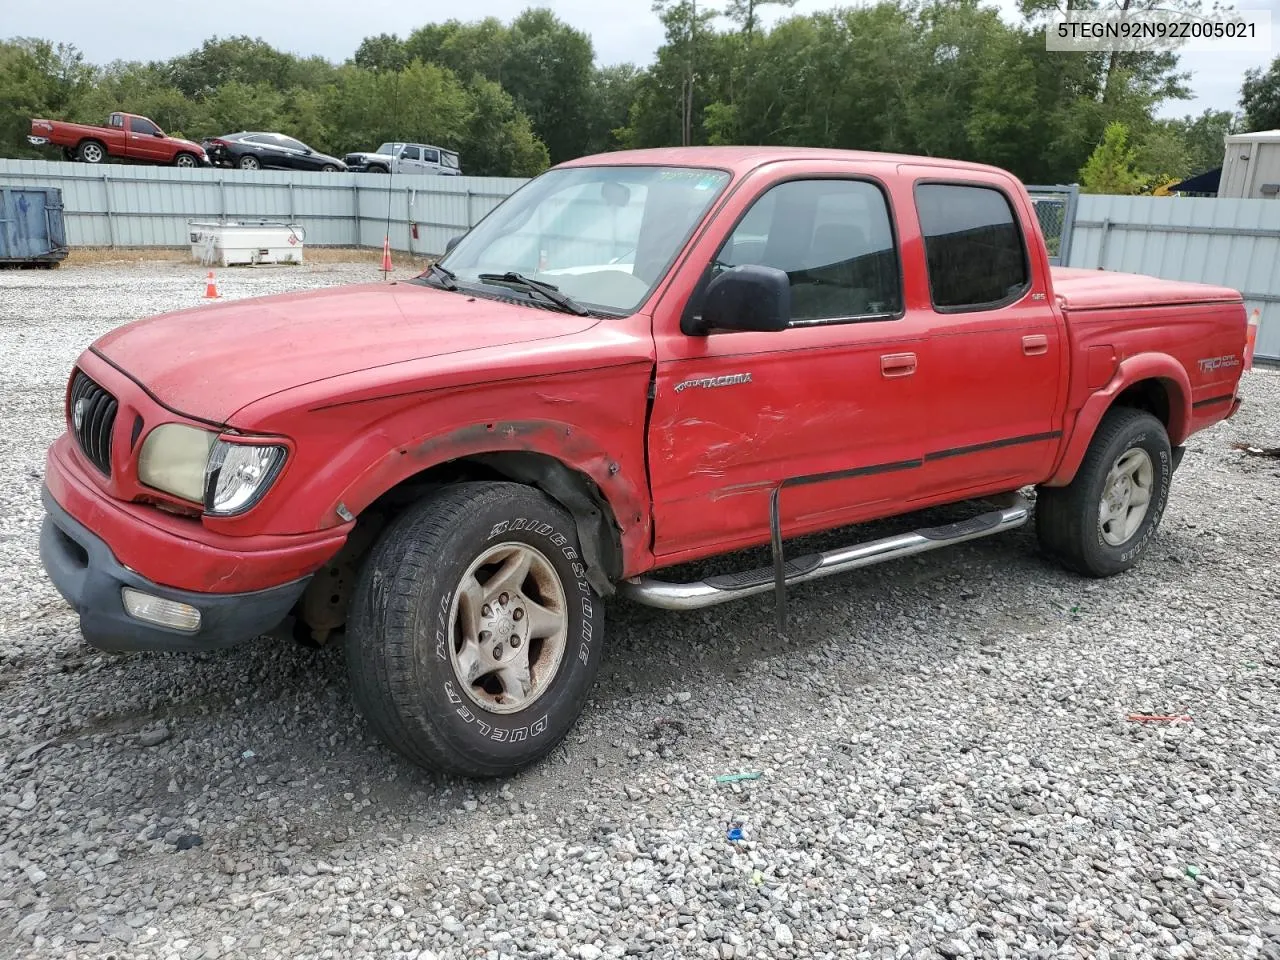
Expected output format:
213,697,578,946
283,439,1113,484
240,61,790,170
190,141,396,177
618,493,1032,612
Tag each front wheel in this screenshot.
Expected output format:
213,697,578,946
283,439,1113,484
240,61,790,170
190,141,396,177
346,482,604,778
321,164,338,173
1036,407,1173,577
238,154,260,171
173,152,198,168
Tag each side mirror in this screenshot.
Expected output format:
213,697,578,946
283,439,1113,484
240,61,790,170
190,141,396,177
152,131,164,138
400,150,413,159
444,234,464,253
685,265,791,336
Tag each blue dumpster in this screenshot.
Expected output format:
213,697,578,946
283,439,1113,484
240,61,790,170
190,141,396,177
0,186,69,267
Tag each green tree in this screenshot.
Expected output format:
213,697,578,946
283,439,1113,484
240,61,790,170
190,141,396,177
1079,121,1147,193
1241,56,1280,132
0,38,94,157
502,9,595,163
461,76,550,176
353,34,408,73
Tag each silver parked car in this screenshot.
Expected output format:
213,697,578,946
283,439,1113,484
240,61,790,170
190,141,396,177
342,142,461,176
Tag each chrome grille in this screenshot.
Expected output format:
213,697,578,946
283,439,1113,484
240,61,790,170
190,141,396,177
69,370,117,475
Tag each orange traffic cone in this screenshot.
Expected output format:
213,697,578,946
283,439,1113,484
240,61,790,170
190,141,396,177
203,270,219,299
381,236,393,276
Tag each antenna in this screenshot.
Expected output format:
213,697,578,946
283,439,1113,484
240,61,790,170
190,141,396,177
382,73,399,280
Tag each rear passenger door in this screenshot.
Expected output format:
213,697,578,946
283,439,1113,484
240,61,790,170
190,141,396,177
904,174,1065,497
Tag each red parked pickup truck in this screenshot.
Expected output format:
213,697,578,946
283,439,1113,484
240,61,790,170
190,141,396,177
28,112,209,167
39,147,1253,778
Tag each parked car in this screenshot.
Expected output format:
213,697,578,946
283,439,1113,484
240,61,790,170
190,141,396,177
342,142,461,176
202,132,346,172
39,147,1253,780
27,113,209,167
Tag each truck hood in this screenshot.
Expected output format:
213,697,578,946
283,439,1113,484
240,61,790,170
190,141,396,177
1050,267,1243,311
91,282,598,424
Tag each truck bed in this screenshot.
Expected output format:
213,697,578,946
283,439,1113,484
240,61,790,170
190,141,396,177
1050,267,1243,312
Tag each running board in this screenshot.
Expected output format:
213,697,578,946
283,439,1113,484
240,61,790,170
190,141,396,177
619,493,1032,612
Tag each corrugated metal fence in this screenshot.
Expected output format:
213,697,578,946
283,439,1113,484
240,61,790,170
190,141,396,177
0,159,526,257
1067,194,1280,361
1,159,1277,359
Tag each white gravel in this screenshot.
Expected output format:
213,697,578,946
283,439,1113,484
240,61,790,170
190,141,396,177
1,260,1279,960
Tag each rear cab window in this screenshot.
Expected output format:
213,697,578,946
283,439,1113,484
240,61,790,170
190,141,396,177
914,183,1030,311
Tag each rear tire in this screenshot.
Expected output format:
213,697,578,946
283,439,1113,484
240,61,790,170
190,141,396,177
1036,407,1172,577
346,482,604,778
77,140,105,164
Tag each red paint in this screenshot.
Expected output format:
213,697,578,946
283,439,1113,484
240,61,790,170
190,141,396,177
42,147,1248,597
29,113,207,165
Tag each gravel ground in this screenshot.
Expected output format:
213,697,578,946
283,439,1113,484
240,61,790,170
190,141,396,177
1,260,1278,960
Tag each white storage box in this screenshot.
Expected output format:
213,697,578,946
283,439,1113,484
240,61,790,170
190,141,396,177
188,220,305,266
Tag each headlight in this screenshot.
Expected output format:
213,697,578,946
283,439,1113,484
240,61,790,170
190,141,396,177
138,424,216,502
138,426,286,516
204,440,286,516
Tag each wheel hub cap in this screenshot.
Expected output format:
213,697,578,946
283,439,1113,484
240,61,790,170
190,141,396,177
448,542,568,715
1099,447,1154,546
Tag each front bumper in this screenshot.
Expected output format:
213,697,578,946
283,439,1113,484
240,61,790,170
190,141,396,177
40,487,309,653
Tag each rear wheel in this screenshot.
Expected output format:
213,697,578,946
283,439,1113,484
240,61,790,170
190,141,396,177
77,140,105,164
346,482,604,778
1036,407,1172,577
238,154,260,171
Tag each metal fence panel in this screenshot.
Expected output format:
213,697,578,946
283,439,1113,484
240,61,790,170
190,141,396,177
1025,184,1079,266
0,159,526,256
1067,194,1280,362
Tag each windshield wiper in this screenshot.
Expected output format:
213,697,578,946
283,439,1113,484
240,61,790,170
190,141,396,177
477,272,590,316
425,261,457,290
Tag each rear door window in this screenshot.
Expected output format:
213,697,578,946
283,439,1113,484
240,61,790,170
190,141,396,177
914,184,1029,311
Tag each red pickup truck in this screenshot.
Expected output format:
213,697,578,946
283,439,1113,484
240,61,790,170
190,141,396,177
39,147,1253,778
28,112,209,167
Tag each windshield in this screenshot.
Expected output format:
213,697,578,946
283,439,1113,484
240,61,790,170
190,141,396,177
438,165,731,314
442,151,459,169
376,142,404,156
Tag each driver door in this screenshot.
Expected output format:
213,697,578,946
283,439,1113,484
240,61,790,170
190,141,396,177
648,171,932,561
127,116,165,163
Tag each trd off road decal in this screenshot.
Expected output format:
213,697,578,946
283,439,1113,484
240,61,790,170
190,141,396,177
1198,354,1240,374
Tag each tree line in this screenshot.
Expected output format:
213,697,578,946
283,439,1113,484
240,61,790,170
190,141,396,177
2,0,1279,187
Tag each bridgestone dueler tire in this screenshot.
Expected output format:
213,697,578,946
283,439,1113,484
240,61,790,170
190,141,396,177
1035,407,1172,578
346,482,604,778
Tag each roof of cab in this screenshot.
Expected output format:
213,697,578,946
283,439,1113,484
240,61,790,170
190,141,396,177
558,145,1011,178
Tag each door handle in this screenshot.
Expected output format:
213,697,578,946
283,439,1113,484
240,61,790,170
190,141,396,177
1022,334,1049,356
881,352,917,378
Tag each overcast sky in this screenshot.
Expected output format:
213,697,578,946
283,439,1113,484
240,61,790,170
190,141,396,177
5,0,1277,122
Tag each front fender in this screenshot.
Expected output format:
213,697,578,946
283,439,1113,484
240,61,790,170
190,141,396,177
331,419,652,575
1045,352,1191,487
